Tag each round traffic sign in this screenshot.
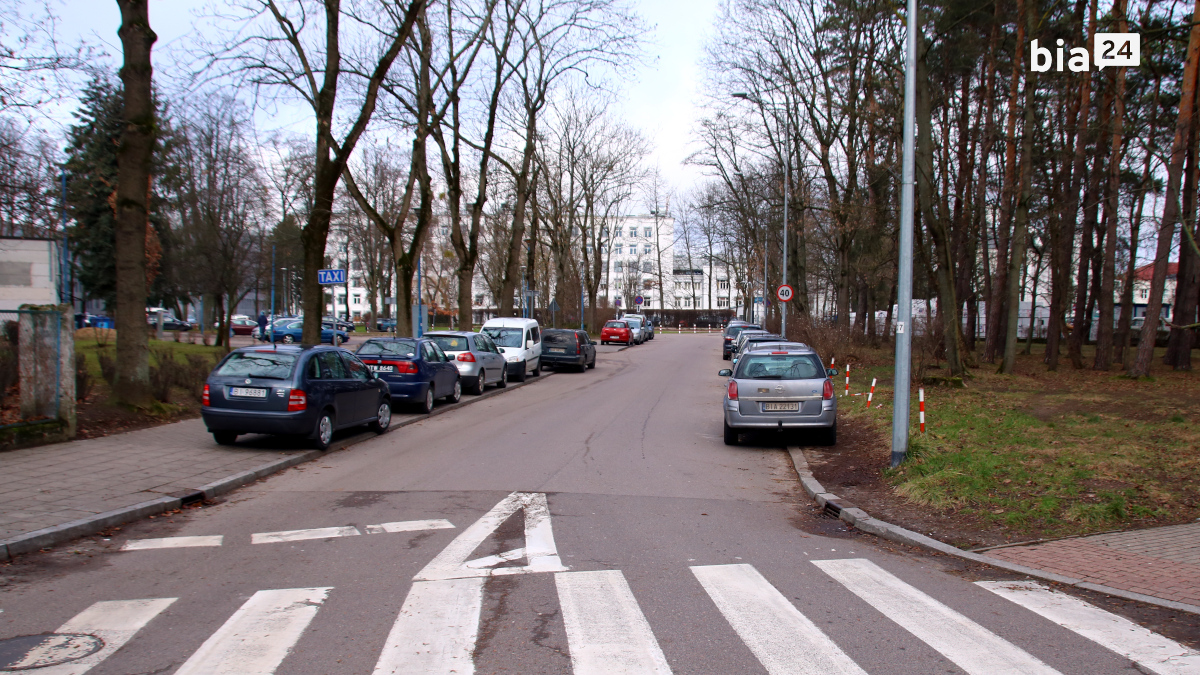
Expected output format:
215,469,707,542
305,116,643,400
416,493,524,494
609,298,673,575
634,295,644,305
776,284,794,303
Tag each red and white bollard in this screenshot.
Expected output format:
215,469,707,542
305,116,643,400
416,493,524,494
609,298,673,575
919,387,926,433
867,378,877,408
844,363,851,397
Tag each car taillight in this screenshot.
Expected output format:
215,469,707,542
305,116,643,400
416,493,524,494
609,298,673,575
823,379,834,400
288,389,307,411
384,360,418,373
576,334,581,350
727,380,738,400
202,384,210,406
457,352,476,362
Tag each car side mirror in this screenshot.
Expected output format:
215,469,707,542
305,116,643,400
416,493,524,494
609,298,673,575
525,339,533,349
718,369,732,377
827,368,838,377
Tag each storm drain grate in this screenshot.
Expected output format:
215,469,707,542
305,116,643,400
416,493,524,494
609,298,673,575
0,633,104,671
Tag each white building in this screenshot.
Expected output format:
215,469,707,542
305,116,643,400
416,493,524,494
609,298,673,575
0,238,61,311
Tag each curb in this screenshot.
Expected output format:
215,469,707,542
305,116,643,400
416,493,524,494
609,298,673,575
0,370,557,562
787,447,1200,616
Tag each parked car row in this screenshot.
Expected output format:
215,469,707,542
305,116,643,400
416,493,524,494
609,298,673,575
717,319,838,447
202,316,601,449
599,313,656,346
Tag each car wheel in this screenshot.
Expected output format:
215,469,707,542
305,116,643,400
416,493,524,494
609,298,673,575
586,356,595,369
212,431,238,446
417,387,435,414
445,379,462,403
531,360,540,376
282,334,295,344
471,370,486,395
821,421,838,446
723,421,739,446
513,363,527,382
369,401,392,434
313,411,334,450
496,366,508,388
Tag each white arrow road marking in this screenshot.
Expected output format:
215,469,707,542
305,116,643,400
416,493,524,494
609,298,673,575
691,564,865,675
121,535,223,551
555,570,673,675
251,526,360,544
9,598,176,675
812,559,1061,675
364,519,455,534
414,492,567,581
174,587,331,675
371,578,485,675
978,580,1200,675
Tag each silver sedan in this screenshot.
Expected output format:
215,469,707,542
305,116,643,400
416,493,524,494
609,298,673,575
425,331,509,395
718,347,837,446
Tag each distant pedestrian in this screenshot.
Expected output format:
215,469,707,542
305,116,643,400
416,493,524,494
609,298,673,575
257,312,268,341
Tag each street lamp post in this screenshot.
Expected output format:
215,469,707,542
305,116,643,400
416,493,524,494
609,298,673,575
891,0,919,467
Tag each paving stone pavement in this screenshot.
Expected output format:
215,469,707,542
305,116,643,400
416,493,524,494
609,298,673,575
984,522,1200,606
0,418,311,542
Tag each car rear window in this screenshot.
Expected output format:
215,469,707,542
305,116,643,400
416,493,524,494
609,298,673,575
358,339,418,357
216,352,298,379
728,325,760,338
429,335,469,352
542,331,573,345
736,354,823,380
605,321,627,328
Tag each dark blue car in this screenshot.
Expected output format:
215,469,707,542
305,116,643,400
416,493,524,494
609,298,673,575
355,337,461,413
201,345,391,449
266,319,350,345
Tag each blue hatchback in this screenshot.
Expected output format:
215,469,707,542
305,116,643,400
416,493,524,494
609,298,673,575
355,337,461,413
201,345,391,449
266,320,350,345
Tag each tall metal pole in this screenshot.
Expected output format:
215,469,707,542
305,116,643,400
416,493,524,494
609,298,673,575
343,237,351,321
782,155,789,338
417,255,424,337
60,172,68,306
270,245,276,341
891,0,919,468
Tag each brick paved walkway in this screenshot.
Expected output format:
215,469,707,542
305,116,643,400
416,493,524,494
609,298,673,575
985,522,1200,607
0,418,313,542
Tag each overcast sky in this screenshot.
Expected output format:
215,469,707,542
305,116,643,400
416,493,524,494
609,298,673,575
49,0,720,195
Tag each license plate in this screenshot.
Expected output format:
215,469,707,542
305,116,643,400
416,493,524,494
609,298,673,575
548,348,565,353
230,387,267,398
762,402,799,412
370,365,394,372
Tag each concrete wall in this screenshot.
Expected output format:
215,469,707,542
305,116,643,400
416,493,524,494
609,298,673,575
0,239,59,311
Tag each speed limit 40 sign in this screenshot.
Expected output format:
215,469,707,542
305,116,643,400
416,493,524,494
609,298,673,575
776,284,794,303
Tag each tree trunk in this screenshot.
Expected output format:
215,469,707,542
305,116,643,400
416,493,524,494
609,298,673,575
1164,105,1200,368
1094,0,1129,371
114,0,156,407
1002,0,1036,375
1130,0,1200,376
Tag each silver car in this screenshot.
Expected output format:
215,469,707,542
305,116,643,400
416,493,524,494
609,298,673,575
425,331,509,395
731,329,771,355
731,334,784,365
624,317,646,344
718,347,837,446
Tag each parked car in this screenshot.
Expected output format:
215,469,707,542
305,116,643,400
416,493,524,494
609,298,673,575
146,311,191,331
201,345,391,450
228,317,258,335
425,331,508,394
600,320,633,345
267,320,350,345
718,347,837,446
732,334,785,365
354,337,461,413
376,317,398,332
324,316,356,331
622,313,654,340
722,323,761,359
624,317,646,344
251,316,299,340
540,329,597,371
732,329,771,355
481,317,542,382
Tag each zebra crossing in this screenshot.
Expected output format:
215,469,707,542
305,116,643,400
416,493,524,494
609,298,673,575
7,559,1198,674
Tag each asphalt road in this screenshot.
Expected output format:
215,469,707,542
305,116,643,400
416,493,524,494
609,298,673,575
0,335,1192,674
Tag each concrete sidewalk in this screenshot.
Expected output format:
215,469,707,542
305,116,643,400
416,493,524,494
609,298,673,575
0,369,556,560
983,522,1200,608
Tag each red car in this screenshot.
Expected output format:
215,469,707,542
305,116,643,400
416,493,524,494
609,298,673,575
600,320,632,345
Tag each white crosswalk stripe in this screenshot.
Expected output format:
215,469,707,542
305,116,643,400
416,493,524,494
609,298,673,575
978,580,1200,675
691,563,865,675
364,518,455,534
812,558,1061,675
556,570,673,675
372,577,485,675
121,535,223,550
174,587,332,675
250,526,360,544
8,598,176,675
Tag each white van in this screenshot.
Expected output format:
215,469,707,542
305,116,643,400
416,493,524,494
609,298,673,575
481,317,542,381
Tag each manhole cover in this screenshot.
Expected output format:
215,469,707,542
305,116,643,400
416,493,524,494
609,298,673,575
0,633,104,671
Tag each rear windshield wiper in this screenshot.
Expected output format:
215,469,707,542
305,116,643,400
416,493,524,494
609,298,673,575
751,375,783,380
